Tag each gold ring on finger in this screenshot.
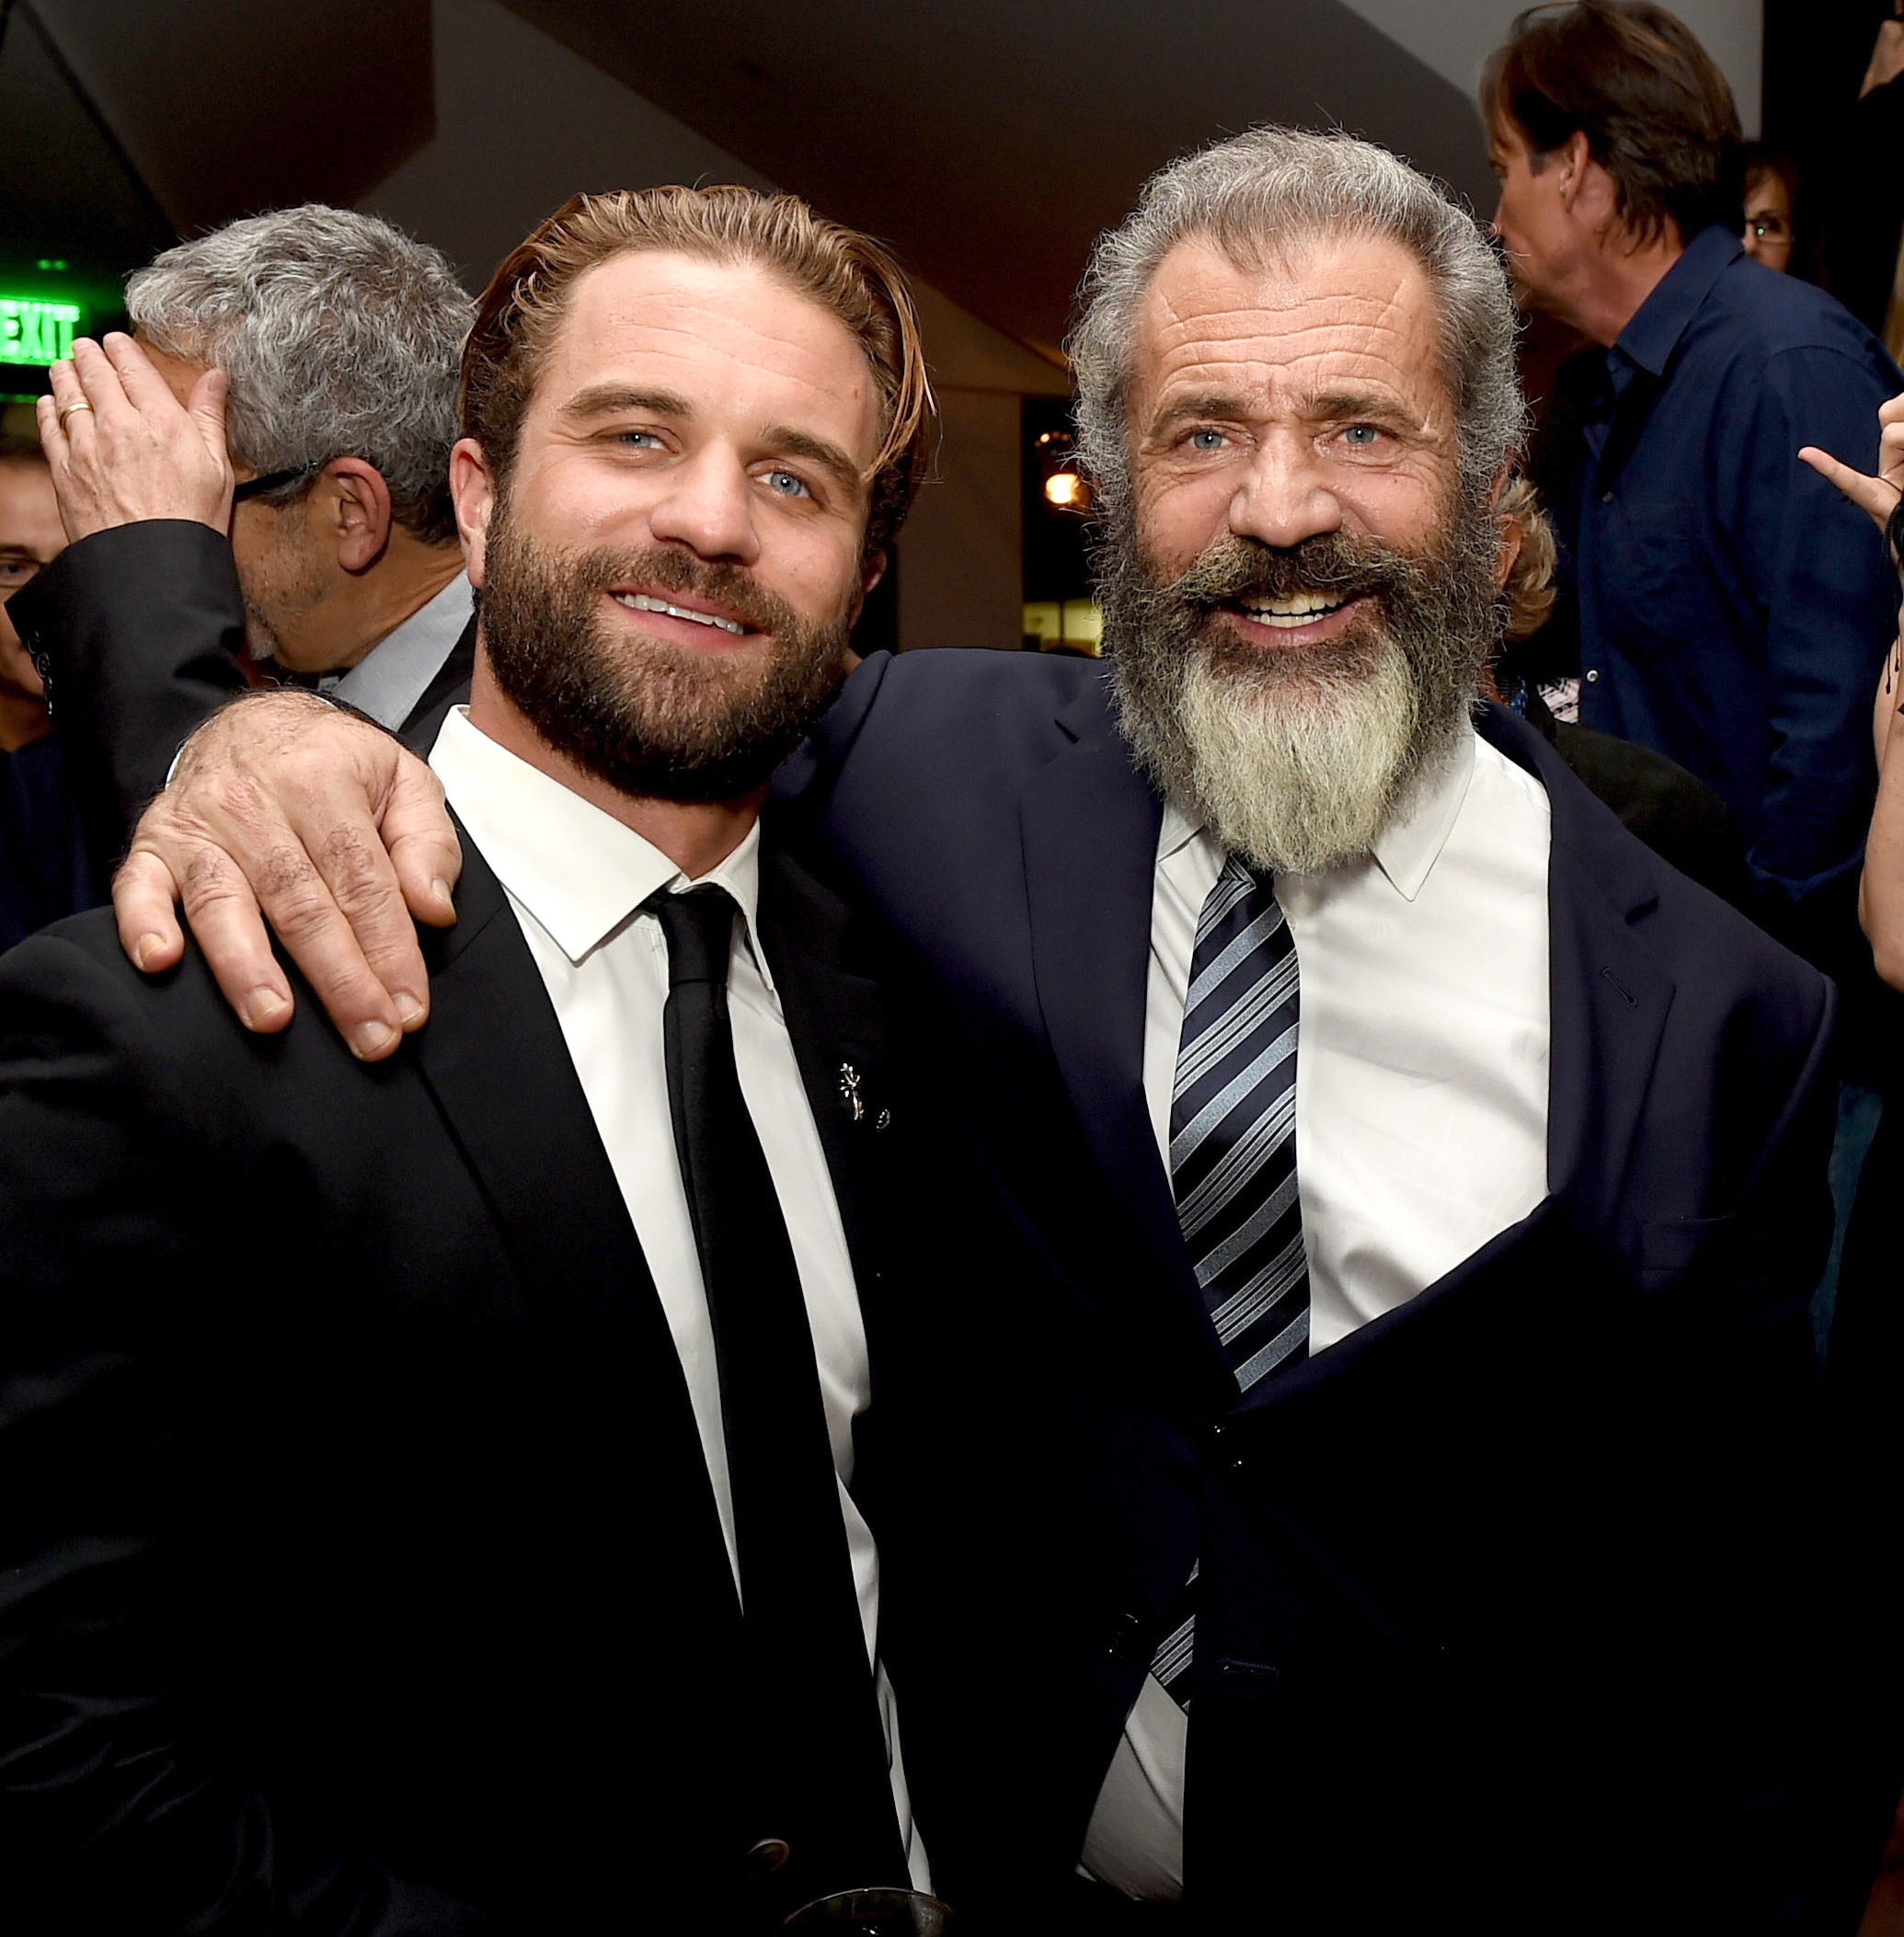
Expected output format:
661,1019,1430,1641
57,399,94,424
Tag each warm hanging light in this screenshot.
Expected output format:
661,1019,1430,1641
1036,426,1091,513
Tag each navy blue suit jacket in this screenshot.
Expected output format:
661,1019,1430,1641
783,650,1844,1934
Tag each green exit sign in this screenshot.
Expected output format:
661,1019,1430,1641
0,295,86,366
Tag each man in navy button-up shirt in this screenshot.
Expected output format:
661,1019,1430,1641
1486,2,1898,962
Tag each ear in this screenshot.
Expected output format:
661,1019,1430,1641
843,544,887,632
324,458,396,573
1488,464,1520,591
450,438,496,589
1555,129,1592,203
1495,513,1524,593
1566,132,1631,239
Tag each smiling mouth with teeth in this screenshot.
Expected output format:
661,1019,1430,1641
1232,590,1354,630
612,590,751,636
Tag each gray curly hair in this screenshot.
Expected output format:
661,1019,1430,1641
127,205,472,544
1069,127,1525,534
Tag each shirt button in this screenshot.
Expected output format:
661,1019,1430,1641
1584,669,1600,683
1600,489,1614,503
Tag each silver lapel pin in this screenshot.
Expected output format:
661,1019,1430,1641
838,1062,866,1122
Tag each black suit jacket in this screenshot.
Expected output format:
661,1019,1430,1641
0,823,903,1933
779,649,1845,1934
10,521,476,879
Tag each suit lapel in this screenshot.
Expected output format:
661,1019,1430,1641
1020,678,1230,1398
409,826,672,1334
1476,706,1675,1226
754,838,890,1292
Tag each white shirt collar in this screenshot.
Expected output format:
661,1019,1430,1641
428,705,771,982
1157,724,1478,903
323,571,475,731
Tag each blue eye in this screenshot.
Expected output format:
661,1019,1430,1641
1188,429,1226,452
617,429,664,450
1341,424,1381,447
763,469,810,498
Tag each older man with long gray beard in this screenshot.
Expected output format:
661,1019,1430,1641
105,131,1850,1932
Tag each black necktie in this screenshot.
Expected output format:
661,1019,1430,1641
644,885,906,1903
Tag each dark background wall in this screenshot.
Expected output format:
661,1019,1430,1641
0,0,1773,649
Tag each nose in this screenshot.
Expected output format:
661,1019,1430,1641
647,443,761,566
1227,429,1344,550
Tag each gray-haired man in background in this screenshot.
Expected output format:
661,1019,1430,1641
12,204,472,884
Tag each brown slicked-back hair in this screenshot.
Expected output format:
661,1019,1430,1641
1482,1,1741,249
460,185,935,560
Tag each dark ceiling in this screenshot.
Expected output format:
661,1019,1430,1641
20,0,435,238
5,0,1497,372
506,0,1494,359
0,0,170,323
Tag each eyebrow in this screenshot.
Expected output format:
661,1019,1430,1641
1146,391,1256,440
1146,386,1422,439
1306,389,1420,430
560,383,695,423
0,543,48,562
758,423,865,497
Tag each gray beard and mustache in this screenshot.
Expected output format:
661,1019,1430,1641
478,509,855,803
1105,494,1503,877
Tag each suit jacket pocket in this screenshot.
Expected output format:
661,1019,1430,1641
1636,1210,1733,1289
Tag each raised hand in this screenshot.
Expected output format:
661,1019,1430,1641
1798,391,1904,534
38,332,234,542
113,693,463,1060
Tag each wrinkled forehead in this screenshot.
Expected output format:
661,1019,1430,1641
1130,229,1452,421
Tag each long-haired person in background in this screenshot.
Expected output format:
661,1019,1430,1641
1485,1,1898,991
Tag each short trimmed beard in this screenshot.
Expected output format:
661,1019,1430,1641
479,504,855,803
1105,491,1500,876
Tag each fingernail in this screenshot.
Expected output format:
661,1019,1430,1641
352,1018,397,1060
394,992,425,1027
132,933,166,971
430,877,453,906
238,988,289,1030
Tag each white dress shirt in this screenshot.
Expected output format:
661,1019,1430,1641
430,705,928,1890
322,571,474,730
1083,726,1553,1900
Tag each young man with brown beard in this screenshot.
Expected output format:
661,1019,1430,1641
0,188,935,1933
94,137,1850,1932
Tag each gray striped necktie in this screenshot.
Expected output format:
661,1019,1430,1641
1151,853,1310,1710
